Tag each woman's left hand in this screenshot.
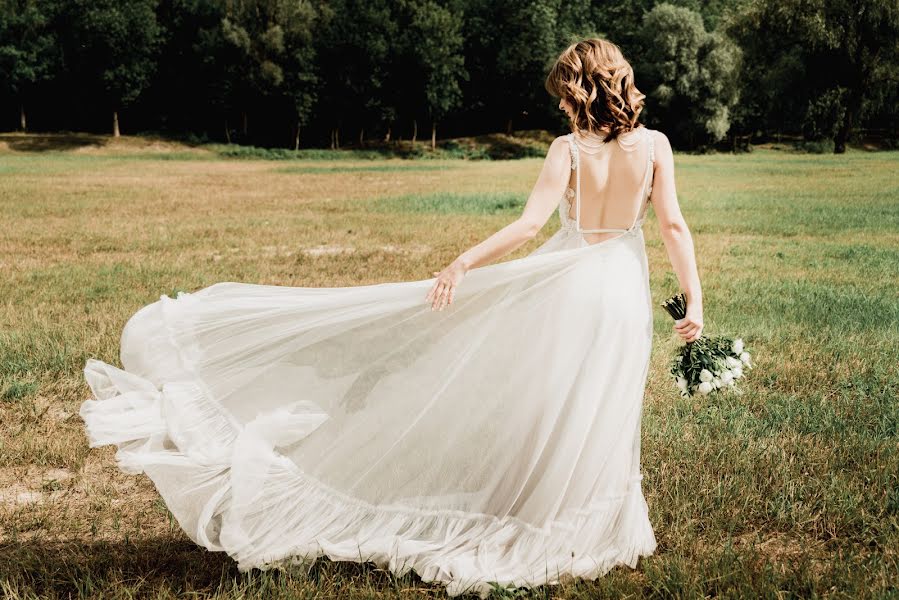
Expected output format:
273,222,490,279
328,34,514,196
425,259,468,311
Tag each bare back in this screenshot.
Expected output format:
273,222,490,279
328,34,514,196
562,127,655,245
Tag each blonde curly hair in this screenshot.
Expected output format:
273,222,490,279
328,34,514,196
545,38,646,141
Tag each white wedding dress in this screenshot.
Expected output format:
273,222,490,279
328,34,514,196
80,126,658,598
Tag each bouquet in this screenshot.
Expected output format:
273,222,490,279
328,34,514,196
660,292,753,397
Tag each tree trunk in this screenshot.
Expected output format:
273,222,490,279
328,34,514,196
359,127,364,146
294,122,300,151
412,119,417,143
834,115,851,154
113,110,120,137
506,118,513,135
19,102,26,131
834,91,862,154
384,124,391,142
224,118,231,144
242,111,248,135
431,121,437,150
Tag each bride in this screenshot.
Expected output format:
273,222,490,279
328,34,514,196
80,38,703,598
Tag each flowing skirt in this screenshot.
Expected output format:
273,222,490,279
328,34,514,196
80,223,657,598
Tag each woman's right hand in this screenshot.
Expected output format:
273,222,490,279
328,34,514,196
674,304,703,342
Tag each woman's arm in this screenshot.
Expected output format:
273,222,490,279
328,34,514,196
454,136,572,271
425,136,570,311
650,130,704,342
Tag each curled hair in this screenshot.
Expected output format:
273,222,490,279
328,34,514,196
545,38,646,142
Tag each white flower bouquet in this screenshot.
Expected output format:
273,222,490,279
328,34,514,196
660,292,753,397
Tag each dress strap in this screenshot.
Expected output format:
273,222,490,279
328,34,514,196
644,128,655,204
632,128,655,226
565,133,578,171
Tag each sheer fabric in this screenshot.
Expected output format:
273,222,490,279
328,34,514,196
80,127,658,598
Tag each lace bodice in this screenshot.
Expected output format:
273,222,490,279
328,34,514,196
558,127,655,240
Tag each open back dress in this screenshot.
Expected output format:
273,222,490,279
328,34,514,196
80,126,659,598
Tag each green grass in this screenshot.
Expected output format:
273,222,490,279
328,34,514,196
0,133,897,598
370,191,527,214
274,163,456,174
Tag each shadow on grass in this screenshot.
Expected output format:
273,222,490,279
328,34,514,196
0,132,109,152
0,539,476,598
0,130,558,161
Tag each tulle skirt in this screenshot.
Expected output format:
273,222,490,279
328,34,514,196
80,223,657,598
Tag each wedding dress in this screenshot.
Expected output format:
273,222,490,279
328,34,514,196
80,126,658,598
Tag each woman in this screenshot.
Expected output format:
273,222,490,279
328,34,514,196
80,38,703,598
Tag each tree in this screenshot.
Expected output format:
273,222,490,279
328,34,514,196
726,0,899,153
0,0,56,131
495,0,561,134
63,0,163,136
461,0,564,136
315,0,397,148
637,3,741,150
218,0,318,148
403,0,466,149
146,0,231,140
280,1,318,150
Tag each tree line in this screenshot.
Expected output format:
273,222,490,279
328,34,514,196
1,0,897,153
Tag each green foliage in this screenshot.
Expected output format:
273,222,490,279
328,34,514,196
725,0,899,152
637,3,742,151
409,1,467,125
1,0,897,151
209,143,391,161
62,0,164,108
794,139,836,154
220,0,318,137
0,0,56,105
315,0,398,143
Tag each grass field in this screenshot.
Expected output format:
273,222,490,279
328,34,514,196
0,132,897,598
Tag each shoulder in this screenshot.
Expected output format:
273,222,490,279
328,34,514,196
549,134,572,152
644,127,671,152
545,134,573,164
645,128,672,163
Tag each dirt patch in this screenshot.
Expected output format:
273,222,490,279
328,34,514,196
0,466,74,506
302,245,357,257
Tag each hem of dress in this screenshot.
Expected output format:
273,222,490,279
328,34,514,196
80,293,658,599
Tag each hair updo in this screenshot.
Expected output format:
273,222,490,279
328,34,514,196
545,38,646,142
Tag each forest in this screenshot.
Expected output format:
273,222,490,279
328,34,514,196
1,0,897,152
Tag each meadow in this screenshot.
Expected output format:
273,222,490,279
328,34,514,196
0,132,897,598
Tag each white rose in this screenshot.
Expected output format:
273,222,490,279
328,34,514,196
699,369,713,382
740,351,752,366
732,338,744,354
732,366,743,378
712,378,722,389
727,378,736,387
725,356,740,369
676,377,687,391
721,370,734,384
698,381,713,395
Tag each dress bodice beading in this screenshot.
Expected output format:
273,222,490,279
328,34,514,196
558,127,655,240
